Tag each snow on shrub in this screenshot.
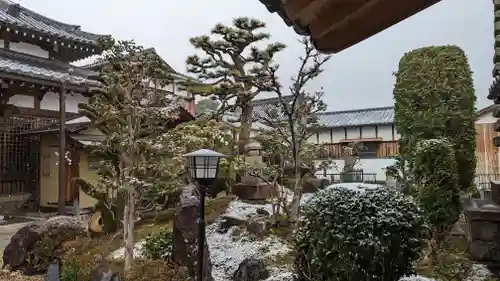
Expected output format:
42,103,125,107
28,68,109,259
293,185,428,281
399,275,436,281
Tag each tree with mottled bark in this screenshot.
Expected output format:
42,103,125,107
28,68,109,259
79,40,234,271
254,37,331,222
185,17,286,154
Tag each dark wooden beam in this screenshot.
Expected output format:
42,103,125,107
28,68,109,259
16,106,78,118
312,0,379,38
58,83,67,215
285,0,330,22
310,0,367,37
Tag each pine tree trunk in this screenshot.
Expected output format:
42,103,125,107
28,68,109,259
238,103,253,155
123,190,135,271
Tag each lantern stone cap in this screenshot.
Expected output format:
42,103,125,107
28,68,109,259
183,149,226,158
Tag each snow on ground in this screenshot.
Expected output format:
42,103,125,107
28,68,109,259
110,182,385,281
207,200,292,281
111,241,145,259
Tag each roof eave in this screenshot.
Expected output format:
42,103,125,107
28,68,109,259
264,0,441,54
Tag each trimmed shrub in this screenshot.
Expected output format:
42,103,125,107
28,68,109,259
293,186,428,281
393,45,476,193
414,139,461,235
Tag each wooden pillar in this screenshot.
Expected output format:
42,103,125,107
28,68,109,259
58,83,66,215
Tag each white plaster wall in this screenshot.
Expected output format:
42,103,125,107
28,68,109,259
331,128,344,143
9,92,87,113
8,94,34,107
346,127,359,139
477,111,496,124
318,129,331,144
9,42,49,58
362,126,376,138
315,158,395,181
40,92,88,113
377,125,393,141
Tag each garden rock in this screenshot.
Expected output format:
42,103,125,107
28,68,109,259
256,208,270,216
3,216,85,274
218,216,246,233
172,197,214,281
89,269,120,281
233,258,269,281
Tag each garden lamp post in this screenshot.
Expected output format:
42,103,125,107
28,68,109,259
183,149,226,281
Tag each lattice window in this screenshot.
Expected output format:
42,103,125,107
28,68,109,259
0,114,58,195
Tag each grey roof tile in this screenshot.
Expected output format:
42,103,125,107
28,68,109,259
0,0,108,45
317,106,394,127
0,53,99,86
0,49,99,86
251,95,295,120
250,96,394,128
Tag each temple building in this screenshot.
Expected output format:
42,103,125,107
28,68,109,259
0,0,109,213
0,1,196,214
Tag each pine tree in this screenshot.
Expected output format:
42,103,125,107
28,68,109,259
186,17,286,154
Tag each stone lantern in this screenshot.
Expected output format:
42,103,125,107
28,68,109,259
464,181,500,262
231,142,273,200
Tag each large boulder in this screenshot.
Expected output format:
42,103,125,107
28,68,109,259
233,258,269,281
3,216,85,275
172,197,214,281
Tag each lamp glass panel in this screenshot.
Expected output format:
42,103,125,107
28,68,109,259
191,156,220,179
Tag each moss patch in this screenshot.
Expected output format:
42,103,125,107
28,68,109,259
60,195,234,280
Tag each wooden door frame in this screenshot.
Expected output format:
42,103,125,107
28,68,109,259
64,148,80,204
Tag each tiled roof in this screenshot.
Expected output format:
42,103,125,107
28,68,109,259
251,95,295,120
19,115,91,135
250,96,394,128
317,106,394,128
81,48,177,74
0,0,108,45
69,134,104,146
0,48,99,87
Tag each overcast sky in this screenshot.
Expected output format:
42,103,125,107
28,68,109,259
16,0,493,111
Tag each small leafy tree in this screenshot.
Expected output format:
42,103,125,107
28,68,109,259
294,186,428,281
254,37,330,221
185,17,286,154
78,39,180,271
78,40,232,271
413,138,461,266
393,45,476,193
